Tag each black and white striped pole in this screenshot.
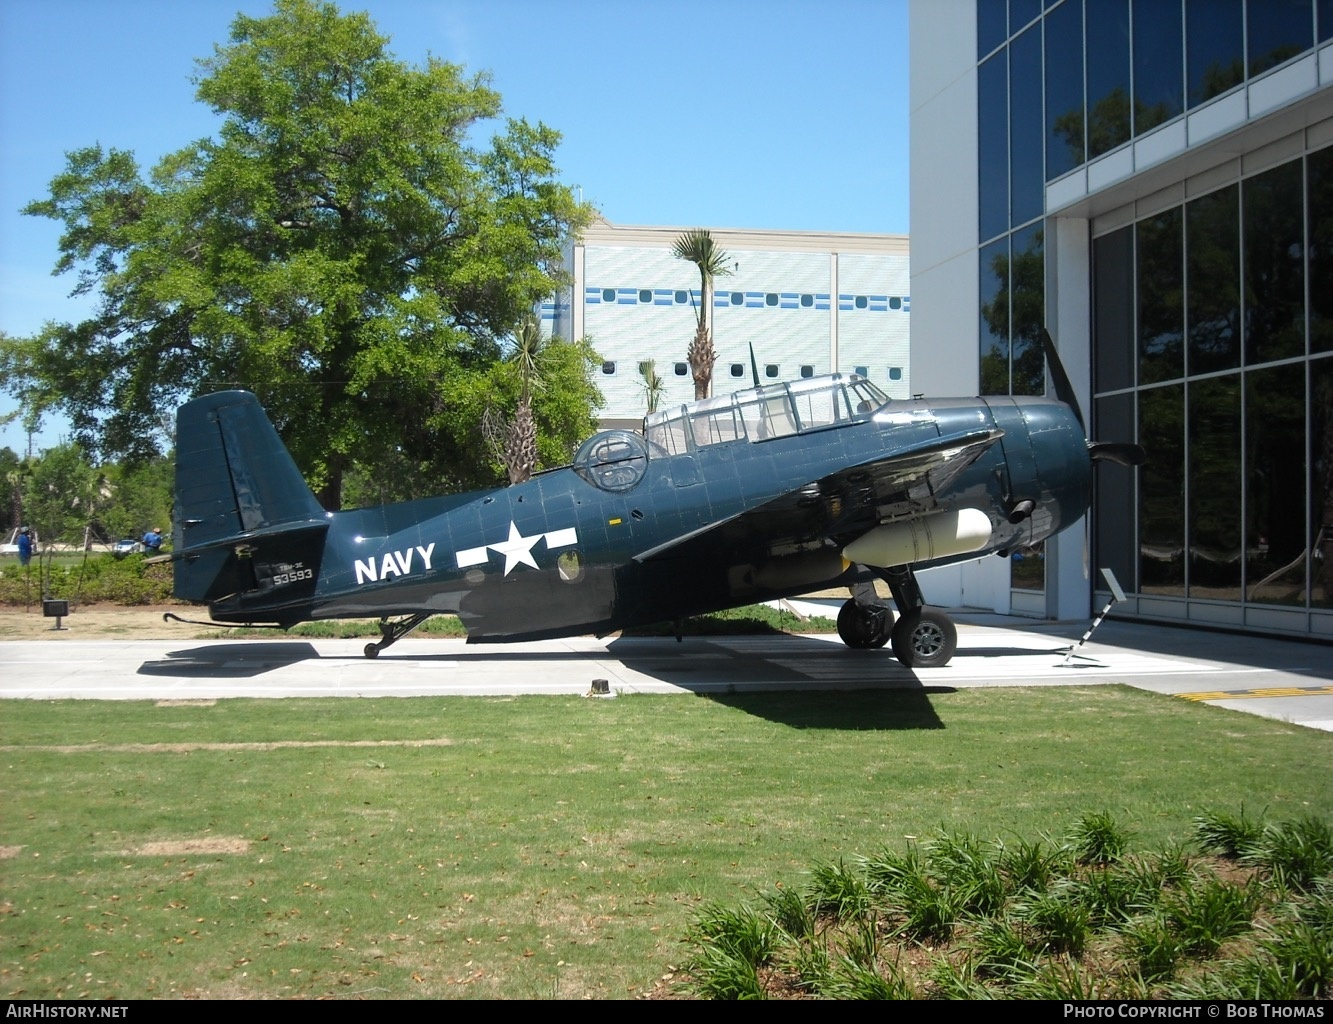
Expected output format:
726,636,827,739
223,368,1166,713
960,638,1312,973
1061,568,1126,666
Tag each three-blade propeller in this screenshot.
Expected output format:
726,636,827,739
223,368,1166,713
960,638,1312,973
1040,328,1146,468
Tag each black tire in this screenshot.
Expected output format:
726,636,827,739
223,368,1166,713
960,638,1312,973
363,643,380,659
837,598,893,649
890,607,957,668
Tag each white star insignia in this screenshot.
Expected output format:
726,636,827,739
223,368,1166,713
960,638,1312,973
488,521,542,575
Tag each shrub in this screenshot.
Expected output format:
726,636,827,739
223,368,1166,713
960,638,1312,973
1166,876,1261,956
806,859,873,921
1194,808,1265,859
1246,816,1333,892
1067,810,1134,865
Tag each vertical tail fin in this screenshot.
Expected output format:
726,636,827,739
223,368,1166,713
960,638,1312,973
173,391,328,607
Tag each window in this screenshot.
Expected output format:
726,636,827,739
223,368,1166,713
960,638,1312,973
601,361,616,375
765,364,779,378
1245,363,1306,606
765,293,778,306
558,550,584,583
674,362,689,376
1094,223,1136,392
689,397,746,446
1009,223,1045,396
639,289,652,303
1135,211,1182,386
1189,375,1242,600
979,236,1010,393
855,365,869,378
1085,0,1131,160
890,297,902,310
645,410,691,456
602,288,615,303
736,389,798,441
1133,0,1183,135
1186,185,1240,374
800,294,814,307
854,295,868,309
790,380,852,429
1243,161,1305,365
979,50,1009,240
730,292,743,305
800,365,815,379
1045,0,1085,178
675,290,689,303
1010,22,1044,222
573,430,649,492
977,0,1006,59
889,367,903,381
1187,0,1243,108
729,363,745,378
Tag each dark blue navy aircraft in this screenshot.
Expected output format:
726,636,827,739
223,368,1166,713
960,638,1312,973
169,333,1141,668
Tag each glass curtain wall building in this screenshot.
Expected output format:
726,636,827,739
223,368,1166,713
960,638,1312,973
910,0,1333,638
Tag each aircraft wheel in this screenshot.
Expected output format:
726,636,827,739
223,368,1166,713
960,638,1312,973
363,643,380,659
891,607,957,668
837,599,892,649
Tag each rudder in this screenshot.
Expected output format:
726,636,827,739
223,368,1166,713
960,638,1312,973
173,391,328,606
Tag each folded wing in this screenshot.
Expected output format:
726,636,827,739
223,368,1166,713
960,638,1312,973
633,427,1004,564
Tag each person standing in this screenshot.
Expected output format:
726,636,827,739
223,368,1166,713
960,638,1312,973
142,527,164,555
17,526,32,567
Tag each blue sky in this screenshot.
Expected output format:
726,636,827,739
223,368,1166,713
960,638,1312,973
0,0,909,454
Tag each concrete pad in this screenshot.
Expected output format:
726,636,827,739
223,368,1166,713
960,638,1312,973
2,612,1330,732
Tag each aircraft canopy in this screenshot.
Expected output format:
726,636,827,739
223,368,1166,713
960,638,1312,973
644,373,888,456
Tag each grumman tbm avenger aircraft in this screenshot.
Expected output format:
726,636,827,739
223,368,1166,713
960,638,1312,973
168,331,1142,668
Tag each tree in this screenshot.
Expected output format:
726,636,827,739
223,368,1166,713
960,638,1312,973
482,316,563,485
639,358,664,415
24,444,101,547
346,332,601,507
0,448,23,534
98,457,173,541
672,229,732,399
5,0,593,508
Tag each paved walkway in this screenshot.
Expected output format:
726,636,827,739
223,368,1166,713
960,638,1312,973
3,608,1330,731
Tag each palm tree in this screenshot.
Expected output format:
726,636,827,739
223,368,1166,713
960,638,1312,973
505,316,545,485
483,317,545,485
639,358,665,415
672,229,732,399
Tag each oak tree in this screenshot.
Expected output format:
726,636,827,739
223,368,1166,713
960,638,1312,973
7,0,595,507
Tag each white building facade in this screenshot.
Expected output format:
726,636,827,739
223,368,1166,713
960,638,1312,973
910,0,1333,639
542,221,911,428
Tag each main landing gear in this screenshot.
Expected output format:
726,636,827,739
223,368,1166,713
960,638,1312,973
363,612,433,658
837,565,958,669
837,582,892,649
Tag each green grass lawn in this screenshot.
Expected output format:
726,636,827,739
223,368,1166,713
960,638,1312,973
0,688,1328,999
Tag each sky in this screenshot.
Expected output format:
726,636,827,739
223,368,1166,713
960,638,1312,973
0,0,909,455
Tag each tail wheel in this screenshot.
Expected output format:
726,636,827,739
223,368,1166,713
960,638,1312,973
837,599,893,649
890,607,957,668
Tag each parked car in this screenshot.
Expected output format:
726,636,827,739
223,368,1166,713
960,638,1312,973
112,538,140,558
